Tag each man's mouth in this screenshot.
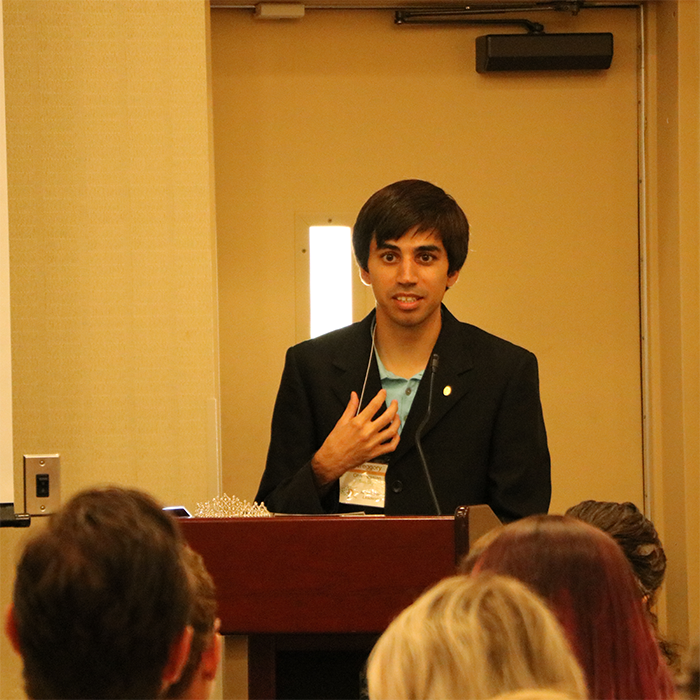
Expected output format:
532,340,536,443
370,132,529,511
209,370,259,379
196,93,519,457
393,294,422,305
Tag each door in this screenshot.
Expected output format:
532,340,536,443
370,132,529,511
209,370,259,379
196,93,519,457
212,6,643,514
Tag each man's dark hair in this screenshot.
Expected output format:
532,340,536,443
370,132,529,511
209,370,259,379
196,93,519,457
12,486,192,700
352,179,470,275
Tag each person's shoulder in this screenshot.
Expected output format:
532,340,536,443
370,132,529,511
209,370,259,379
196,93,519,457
288,314,373,360
443,308,536,360
460,322,531,353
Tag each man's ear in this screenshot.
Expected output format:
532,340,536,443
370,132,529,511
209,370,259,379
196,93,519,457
5,604,22,656
200,620,222,682
161,625,194,691
359,267,371,287
446,269,460,289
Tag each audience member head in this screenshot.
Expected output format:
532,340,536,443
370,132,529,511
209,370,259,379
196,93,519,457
472,514,676,700
458,525,504,574
366,573,587,700
353,179,470,275
564,500,665,604
5,486,193,700
491,691,582,700
565,499,679,668
164,546,221,700
676,640,700,700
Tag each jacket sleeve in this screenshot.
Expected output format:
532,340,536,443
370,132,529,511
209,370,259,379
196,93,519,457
486,349,551,522
255,347,340,514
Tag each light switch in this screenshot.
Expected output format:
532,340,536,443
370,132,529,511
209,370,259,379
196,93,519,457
24,454,61,516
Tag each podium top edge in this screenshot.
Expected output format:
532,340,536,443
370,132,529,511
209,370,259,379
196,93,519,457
180,514,459,522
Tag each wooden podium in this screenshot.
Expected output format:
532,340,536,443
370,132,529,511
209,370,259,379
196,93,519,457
180,506,500,699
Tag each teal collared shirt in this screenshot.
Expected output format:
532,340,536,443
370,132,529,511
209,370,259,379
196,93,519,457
376,352,424,435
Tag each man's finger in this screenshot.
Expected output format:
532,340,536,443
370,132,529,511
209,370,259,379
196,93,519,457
373,429,400,457
375,399,399,428
338,391,360,423
357,389,387,420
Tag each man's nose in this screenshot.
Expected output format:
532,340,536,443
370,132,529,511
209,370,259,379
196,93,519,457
397,259,418,284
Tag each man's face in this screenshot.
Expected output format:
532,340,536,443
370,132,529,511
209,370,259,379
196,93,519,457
360,228,459,331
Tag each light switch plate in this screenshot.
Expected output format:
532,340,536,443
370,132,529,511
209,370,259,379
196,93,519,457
23,454,61,516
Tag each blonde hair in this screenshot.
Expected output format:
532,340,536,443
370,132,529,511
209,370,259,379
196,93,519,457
491,691,580,700
366,574,587,700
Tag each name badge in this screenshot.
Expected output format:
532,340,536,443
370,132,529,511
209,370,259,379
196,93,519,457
339,461,388,508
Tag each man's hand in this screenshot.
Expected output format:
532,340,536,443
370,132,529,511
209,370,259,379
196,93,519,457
311,389,400,487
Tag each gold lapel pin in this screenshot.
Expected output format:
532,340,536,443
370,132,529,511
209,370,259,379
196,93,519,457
443,385,452,396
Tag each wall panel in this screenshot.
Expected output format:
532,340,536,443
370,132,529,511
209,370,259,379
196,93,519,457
1,3,219,693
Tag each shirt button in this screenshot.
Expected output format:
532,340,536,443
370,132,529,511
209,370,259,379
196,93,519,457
392,480,403,493
405,387,412,395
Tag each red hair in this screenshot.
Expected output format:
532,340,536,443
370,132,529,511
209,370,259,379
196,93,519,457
472,515,676,700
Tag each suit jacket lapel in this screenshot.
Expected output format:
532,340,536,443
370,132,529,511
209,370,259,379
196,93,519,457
329,311,383,412
390,306,475,464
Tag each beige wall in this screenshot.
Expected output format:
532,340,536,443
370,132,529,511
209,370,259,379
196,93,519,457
3,0,220,510
0,2,219,698
644,0,700,660
1,525,37,698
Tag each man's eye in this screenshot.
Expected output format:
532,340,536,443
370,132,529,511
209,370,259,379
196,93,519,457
382,253,396,262
418,253,435,263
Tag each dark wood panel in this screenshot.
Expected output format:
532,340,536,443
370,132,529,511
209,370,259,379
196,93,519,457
181,515,457,634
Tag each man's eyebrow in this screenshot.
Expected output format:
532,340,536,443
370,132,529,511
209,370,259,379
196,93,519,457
376,241,400,251
376,242,443,252
414,244,441,252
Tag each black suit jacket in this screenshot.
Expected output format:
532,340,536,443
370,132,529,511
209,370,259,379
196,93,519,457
256,306,551,521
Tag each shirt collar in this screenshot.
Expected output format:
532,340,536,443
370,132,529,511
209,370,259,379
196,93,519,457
375,351,425,382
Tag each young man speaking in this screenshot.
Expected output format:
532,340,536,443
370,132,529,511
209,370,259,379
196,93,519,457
256,179,550,522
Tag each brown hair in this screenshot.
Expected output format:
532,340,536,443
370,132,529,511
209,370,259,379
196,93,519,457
12,487,192,700
163,546,218,699
565,500,680,668
565,500,665,601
